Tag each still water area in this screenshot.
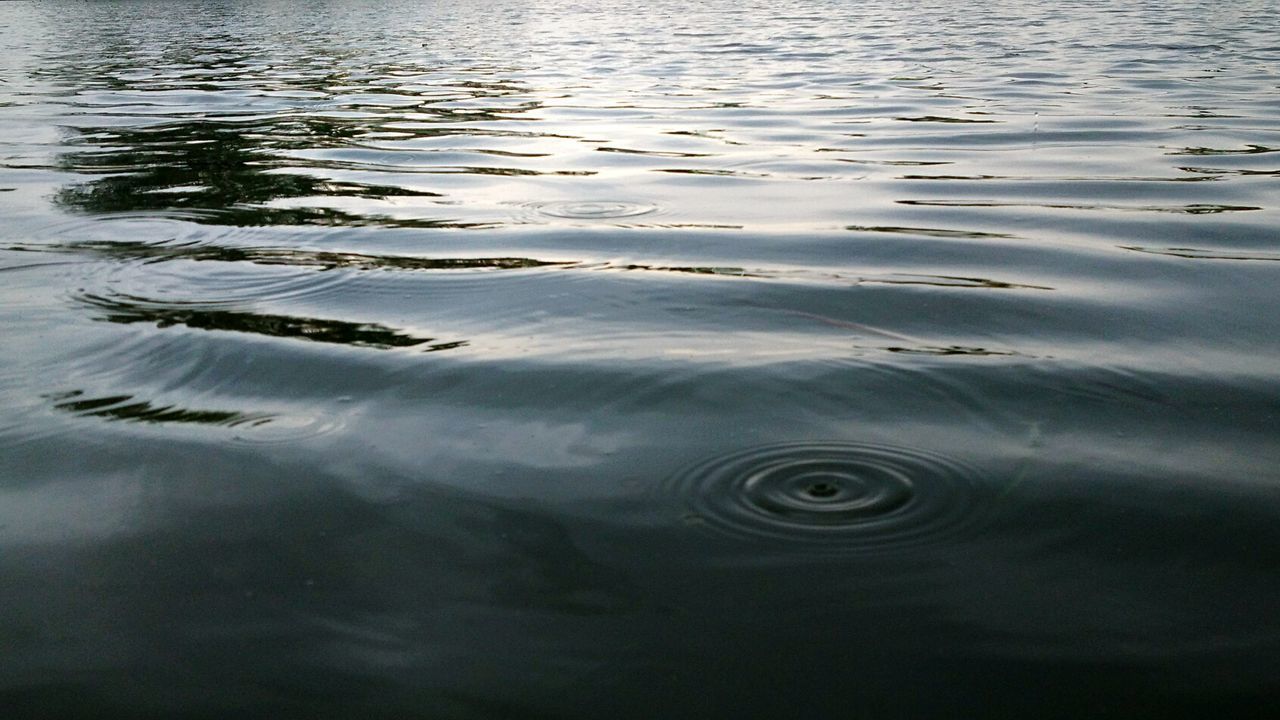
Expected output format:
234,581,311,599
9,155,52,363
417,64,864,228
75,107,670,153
2,0,1279,715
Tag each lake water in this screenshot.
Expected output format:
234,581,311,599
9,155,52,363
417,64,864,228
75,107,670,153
2,0,1279,715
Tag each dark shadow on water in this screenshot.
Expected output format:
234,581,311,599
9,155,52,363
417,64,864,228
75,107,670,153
1178,165,1280,177
872,274,1051,290
79,293,464,351
52,119,493,227
1119,245,1280,262
894,115,999,123
845,224,1015,239
47,389,271,427
895,200,1262,214
601,262,759,278
37,35,557,230
1167,144,1279,156
881,344,1022,357
38,240,575,272
15,241,1049,291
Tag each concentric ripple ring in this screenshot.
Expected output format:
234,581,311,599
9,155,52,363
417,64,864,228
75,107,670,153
530,200,658,220
665,442,989,553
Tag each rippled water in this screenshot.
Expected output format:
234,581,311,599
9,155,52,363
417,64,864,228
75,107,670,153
3,0,1280,715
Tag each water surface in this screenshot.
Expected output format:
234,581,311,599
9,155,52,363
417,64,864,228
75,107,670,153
2,0,1280,716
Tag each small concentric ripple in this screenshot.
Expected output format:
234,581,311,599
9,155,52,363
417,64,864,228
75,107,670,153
230,412,346,445
664,442,989,553
95,254,358,307
527,200,659,220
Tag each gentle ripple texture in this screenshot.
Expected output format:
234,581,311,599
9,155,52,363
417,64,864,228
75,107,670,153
2,0,1280,716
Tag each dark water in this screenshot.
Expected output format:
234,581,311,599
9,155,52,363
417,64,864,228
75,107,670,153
2,0,1280,715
